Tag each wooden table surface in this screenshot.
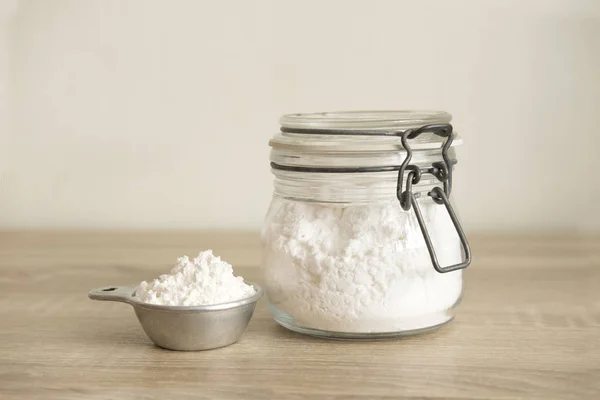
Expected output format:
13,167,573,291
1,231,599,399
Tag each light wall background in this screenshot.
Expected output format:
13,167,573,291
1,0,599,231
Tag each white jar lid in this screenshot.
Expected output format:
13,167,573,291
269,110,461,168
280,110,451,130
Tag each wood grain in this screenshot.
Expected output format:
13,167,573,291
0,231,599,399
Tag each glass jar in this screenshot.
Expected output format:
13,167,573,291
261,111,471,339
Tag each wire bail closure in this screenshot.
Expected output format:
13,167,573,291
396,124,471,273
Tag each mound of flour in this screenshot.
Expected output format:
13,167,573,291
262,200,463,333
135,250,256,306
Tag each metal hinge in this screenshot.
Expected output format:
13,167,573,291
396,124,472,273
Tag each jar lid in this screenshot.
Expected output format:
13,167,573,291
269,110,461,169
270,110,462,153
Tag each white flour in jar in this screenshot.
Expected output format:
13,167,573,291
135,250,256,306
261,200,463,333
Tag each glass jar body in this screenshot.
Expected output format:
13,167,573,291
261,172,464,338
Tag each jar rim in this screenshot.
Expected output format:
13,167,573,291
280,110,452,131
270,110,461,195
270,110,461,155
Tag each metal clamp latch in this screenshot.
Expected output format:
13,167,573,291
396,124,472,273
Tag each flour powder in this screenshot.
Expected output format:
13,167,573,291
135,250,256,306
262,200,463,333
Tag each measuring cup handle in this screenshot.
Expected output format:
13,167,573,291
88,286,136,304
